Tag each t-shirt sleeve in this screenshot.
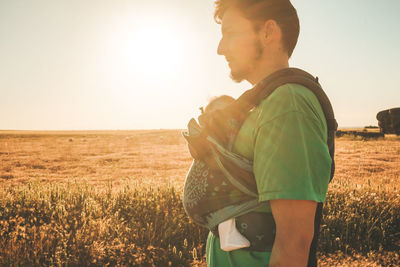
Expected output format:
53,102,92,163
253,110,332,203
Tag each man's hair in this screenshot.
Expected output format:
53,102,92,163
214,0,299,58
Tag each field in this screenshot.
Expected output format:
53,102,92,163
0,130,399,266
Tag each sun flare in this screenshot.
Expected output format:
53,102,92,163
116,18,184,84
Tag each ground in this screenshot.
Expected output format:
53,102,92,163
0,130,399,266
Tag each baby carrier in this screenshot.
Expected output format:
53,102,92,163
182,68,337,266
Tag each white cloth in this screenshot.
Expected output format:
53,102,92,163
218,218,250,251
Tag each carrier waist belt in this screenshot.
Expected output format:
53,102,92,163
211,211,276,252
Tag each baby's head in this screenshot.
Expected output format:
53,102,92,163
204,95,235,113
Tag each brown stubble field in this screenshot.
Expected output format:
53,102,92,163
335,137,400,189
1,130,399,192
0,130,190,189
0,130,399,266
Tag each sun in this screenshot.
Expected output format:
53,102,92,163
107,12,191,110
117,19,184,84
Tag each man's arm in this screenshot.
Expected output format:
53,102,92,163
268,199,317,267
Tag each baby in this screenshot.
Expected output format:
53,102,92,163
203,95,250,251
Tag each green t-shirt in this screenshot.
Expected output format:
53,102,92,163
206,83,332,267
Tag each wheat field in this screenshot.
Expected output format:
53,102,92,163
0,130,399,266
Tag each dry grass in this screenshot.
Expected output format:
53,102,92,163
0,130,399,266
333,135,400,191
0,130,190,188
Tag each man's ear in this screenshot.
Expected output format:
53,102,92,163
260,19,282,47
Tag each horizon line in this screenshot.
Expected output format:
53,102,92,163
0,126,375,132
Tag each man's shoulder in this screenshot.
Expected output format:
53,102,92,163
256,83,326,127
260,83,320,111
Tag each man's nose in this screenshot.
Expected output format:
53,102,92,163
217,39,225,56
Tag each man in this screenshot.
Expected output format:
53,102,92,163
206,0,332,266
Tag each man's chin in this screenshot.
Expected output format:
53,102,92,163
229,70,246,83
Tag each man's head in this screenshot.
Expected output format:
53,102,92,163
214,0,299,83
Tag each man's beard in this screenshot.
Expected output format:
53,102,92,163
229,40,263,83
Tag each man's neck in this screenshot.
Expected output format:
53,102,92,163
247,59,289,86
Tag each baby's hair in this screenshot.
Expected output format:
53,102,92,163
204,95,235,113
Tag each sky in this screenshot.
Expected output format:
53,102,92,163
1,0,399,130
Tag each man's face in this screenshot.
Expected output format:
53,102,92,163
217,7,263,83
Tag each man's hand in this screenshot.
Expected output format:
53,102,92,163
269,199,317,267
